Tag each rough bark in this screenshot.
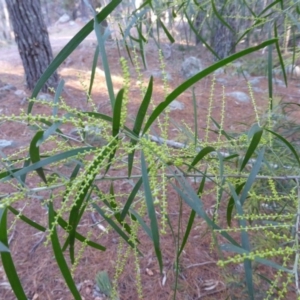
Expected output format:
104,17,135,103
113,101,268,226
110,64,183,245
5,0,58,92
212,3,236,61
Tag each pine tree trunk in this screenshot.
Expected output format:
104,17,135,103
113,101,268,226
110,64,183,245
5,0,58,92
212,3,236,61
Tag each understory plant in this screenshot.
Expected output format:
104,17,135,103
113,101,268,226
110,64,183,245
1,1,300,300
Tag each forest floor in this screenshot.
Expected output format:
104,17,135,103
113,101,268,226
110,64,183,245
0,19,300,300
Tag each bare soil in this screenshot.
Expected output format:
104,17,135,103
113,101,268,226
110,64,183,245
0,20,299,300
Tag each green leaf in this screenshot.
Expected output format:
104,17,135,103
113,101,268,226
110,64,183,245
143,39,277,134
136,23,147,69
56,213,105,252
178,169,207,257
192,87,198,146
93,15,115,108
159,18,175,43
188,147,215,171
210,117,234,141
240,128,263,172
118,25,133,65
29,0,121,113
1,147,95,182
228,184,253,300
53,79,64,116
68,185,93,264
171,173,240,247
240,147,265,206
8,206,46,232
0,207,27,299
141,151,163,273
274,22,287,86
67,140,117,262
258,0,282,17
120,177,143,221
265,128,300,167
226,182,246,227
29,131,47,183
92,203,136,249
88,45,99,97
128,77,153,176
130,209,153,240
48,203,82,300
112,89,124,137
80,111,134,137
267,30,273,109
212,0,234,33
185,11,219,59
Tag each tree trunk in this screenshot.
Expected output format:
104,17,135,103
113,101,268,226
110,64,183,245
5,0,58,92
212,2,236,61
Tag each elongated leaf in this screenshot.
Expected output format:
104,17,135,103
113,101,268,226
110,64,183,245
29,0,122,113
212,0,234,32
258,0,282,17
39,121,63,146
80,111,134,136
94,185,136,240
210,117,234,141
112,89,124,137
123,8,148,40
0,207,27,299
143,39,277,134
68,185,93,264
226,182,246,226
0,242,9,252
92,203,136,249
56,213,105,252
20,157,30,186
240,147,265,206
137,23,147,69
192,87,198,146
94,16,115,108
185,12,219,59
48,203,82,300
159,18,175,43
141,152,163,273
130,209,153,239
240,128,263,172
267,31,273,109
118,25,133,65
274,23,287,86
228,184,253,300
8,206,46,232
132,0,151,14
1,147,94,182
120,177,143,221
88,45,99,96
128,77,153,176
171,173,240,247
52,79,64,116
178,169,207,257
68,141,116,262
265,128,300,166
29,131,47,183
188,147,215,171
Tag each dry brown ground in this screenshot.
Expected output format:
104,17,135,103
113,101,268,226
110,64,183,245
0,20,299,300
